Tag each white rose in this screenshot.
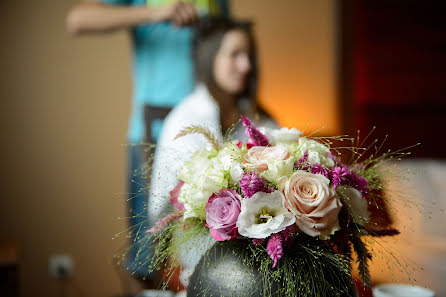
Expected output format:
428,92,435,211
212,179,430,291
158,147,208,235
236,191,296,238
260,127,302,145
336,186,370,225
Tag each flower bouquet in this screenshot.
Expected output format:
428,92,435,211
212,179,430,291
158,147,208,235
142,116,405,297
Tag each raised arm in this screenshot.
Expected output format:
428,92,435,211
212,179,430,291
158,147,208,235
66,1,198,35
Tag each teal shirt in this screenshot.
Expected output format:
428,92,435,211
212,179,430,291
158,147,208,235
98,0,229,142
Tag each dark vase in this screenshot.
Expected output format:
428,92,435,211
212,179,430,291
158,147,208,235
187,240,358,297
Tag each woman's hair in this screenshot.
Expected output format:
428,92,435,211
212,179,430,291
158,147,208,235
193,16,258,106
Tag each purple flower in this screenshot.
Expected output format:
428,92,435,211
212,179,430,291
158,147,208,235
266,233,284,268
345,171,369,195
252,238,266,245
311,164,330,178
205,189,242,241
327,151,341,165
281,225,296,248
241,116,269,146
330,165,369,195
240,171,273,198
330,166,349,188
298,151,309,163
295,151,309,170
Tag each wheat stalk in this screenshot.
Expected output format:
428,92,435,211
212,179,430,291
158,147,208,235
174,125,220,150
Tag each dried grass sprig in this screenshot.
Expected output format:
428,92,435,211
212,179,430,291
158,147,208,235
174,125,220,150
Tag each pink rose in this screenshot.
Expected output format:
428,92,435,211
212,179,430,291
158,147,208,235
205,189,242,241
280,171,342,239
242,146,291,172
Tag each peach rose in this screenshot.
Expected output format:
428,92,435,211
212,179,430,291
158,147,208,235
242,145,291,172
280,170,342,239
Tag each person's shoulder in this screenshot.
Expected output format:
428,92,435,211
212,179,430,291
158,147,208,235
162,85,218,139
170,85,217,121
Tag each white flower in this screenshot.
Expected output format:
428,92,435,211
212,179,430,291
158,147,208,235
212,143,244,183
229,164,244,182
236,191,296,238
196,166,228,193
178,183,213,220
177,148,216,183
241,145,295,183
291,137,335,168
260,127,302,145
262,157,295,184
177,144,244,220
242,145,291,172
337,186,370,225
179,163,229,220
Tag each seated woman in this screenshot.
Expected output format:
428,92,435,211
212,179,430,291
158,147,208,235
148,16,275,287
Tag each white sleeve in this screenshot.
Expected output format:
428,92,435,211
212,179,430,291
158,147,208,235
147,107,220,225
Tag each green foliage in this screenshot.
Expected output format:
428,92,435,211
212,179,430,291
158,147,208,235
350,231,372,288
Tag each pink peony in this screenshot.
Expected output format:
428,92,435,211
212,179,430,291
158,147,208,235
280,171,342,239
205,189,242,241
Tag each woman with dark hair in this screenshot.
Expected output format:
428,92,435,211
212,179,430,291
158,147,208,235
147,17,275,288
192,17,262,131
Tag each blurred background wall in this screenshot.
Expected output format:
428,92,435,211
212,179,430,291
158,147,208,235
345,0,446,158
0,1,338,297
